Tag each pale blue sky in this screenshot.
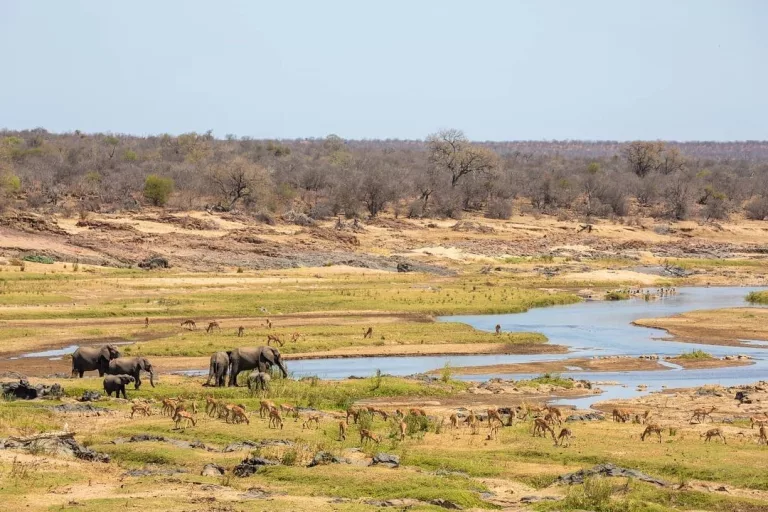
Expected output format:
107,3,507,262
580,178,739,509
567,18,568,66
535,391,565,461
1,0,766,140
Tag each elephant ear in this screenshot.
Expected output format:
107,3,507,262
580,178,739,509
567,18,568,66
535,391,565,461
140,358,150,370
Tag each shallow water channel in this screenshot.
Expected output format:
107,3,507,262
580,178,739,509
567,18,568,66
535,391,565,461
286,286,768,406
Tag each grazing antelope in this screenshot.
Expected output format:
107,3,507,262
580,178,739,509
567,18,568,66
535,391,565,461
532,418,555,440
144,317,149,328
205,396,219,417
758,425,767,445
486,423,500,440
701,428,726,444
174,411,196,430
290,332,301,343
264,318,272,329
750,414,768,429
464,410,477,428
230,405,249,424
130,403,152,418
409,408,427,417
237,326,244,337
338,421,347,441
366,406,389,420
546,406,563,425
495,324,501,335
259,400,276,418
181,319,196,330
360,429,381,445
346,406,360,425
690,406,716,424
449,413,459,429
612,408,631,423
468,415,480,435
206,321,221,333
268,407,284,429
161,398,179,416
557,428,573,447
280,403,299,419
363,327,373,339
394,409,405,419
302,413,321,430
267,334,284,347
398,420,407,441
487,408,504,427
641,424,663,443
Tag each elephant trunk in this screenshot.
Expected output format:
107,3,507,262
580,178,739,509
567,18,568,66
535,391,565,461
149,369,156,387
277,360,288,379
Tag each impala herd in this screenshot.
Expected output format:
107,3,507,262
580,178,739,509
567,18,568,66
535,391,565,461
123,391,768,449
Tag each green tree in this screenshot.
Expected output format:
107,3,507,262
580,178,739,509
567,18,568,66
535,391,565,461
143,175,174,206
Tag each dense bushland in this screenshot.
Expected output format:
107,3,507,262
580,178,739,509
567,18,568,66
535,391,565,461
2,127,768,222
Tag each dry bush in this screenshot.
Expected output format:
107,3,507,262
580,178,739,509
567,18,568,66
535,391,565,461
485,198,513,220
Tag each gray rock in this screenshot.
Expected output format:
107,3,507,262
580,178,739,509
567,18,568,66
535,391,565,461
49,403,109,414
201,463,225,476
223,439,294,452
566,412,605,422
78,391,101,402
555,463,667,487
233,456,279,477
1,379,63,399
308,451,348,467
372,453,400,468
520,496,560,503
429,498,463,509
111,434,214,451
123,467,188,477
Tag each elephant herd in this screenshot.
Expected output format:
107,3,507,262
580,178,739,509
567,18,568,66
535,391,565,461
70,343,287,398
205,346,288,387
71,345,155,398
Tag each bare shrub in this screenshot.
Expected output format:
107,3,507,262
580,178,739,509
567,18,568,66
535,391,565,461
745,196,768,220
485,198,513,220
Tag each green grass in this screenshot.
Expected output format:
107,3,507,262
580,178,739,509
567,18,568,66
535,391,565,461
517,373,574,389
746,291,768,304
0,271,581,320
257,465,493,509
605,290,630,301
674,349,713,360
128,321,546,357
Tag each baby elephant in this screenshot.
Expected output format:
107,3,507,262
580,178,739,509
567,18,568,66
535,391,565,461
103,374,135,399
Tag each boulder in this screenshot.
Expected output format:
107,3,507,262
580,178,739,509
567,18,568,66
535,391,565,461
396,262,413,273
1,432,109,463
233,456,279,477
308,451,347,467
138,256,170,270
79,391,102,402
372,453,400,468
1,379,63,399
555,463,667,487
201,463,226,476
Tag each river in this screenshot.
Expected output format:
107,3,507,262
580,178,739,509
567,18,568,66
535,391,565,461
285,286,768,406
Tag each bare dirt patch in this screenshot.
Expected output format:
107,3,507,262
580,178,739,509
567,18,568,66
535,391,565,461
634,307,768,347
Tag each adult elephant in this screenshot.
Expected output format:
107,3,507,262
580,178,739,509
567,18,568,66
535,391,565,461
71,344,121,377
228,346,287,386
204,351,231,387
103,374,135,399
107,357,155,389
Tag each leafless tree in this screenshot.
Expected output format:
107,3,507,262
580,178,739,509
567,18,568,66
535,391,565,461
427,129,498,188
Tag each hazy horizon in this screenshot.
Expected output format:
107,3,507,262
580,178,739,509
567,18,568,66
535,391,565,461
2,0,766,141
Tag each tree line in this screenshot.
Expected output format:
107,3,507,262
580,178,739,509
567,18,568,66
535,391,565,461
2,127,768,223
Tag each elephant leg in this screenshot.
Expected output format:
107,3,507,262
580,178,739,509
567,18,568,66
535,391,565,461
228,364,238,386
79,371,84,378
98,370,105,377
134,372,141,389
121,388,127,399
